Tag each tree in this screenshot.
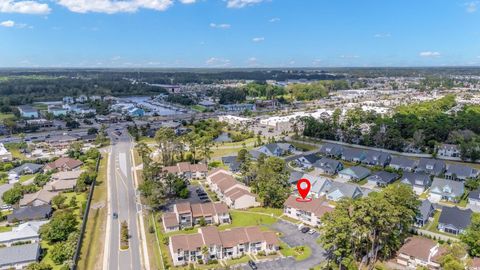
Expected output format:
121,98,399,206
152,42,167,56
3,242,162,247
40,211,78,243
49,232,78,265
155,127,179,166
319,183,419,269
461,213,480,256
34,174,51,187
2,184,23,205
87,127,98,135
249,157,290,208
52,194,67,209
439,243,468,270
69,196,77,208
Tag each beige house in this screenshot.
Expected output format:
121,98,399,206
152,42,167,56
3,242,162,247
51,170,83,181
396,237,445,269
169,226,279,266
207,169,259,209
19,189,58,207
0,143,12,162
44,157,83,172
162,202,230,232
283,195,334,227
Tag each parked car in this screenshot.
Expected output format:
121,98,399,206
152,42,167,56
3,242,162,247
301,227,310,233
248,260,258,270
308,229,316,235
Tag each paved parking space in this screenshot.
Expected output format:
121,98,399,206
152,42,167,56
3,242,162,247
239,220,326,270
163,184,208,211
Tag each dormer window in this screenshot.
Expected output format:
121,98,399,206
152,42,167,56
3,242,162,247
426,165,434,170
443,186,451,193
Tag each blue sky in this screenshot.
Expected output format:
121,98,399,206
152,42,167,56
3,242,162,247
0,0,479,68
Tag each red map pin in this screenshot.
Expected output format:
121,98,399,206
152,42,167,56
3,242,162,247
296,178,312,202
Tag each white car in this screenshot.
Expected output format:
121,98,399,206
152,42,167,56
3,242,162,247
308,229,316,235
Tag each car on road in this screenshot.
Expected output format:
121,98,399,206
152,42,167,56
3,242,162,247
301,227,310,234
113,212,118,219
248,260,258,270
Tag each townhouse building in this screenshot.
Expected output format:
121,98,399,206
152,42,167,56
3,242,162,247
283,195,333,227
163,162,208,180
169,226,279,266
162,202,230,232
207,169,259,209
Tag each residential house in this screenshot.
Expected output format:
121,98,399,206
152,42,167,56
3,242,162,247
17,105,39,119
7,205,53,223
45,179,76,192
312,158,343,175
8,163,42,182
221,156,241,172
438,207,472,235
396,236,444,269
256,143,294,157
206,169,259,209
366,171,399,187
0,243,40,270
308,176,332,198
51,170,83,181
69,104,96,115
19,188,59,207
341,147,366,163
169,226,279,266
445,164,479,181
162,202,230,232
295,153,321,169
44,157,83,172
283,195,334,227
362,150,391,167
77,95,88,103
288,171,305,185
319,143,343,158
416,200,435,227
428,178,465,203
0,143,13,162
326,182,364,201
468,188,480,206
163,162,208,179
416,158,446,177
63,96,75,104
389,156,417,172
338,166,372,181
470,258,480,270
437,144,461,158
400,172,431,195
0,221,48,247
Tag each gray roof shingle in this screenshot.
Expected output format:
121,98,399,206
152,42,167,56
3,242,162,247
0,242,40,267
438,206,472,231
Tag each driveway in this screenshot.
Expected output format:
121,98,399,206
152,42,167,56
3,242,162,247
163,184,207,211
242,220,326,270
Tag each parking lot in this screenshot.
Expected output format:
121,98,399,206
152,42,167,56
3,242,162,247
163,184,210,211
241,220,327,270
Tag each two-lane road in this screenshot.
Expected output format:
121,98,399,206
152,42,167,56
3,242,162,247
104,129,143,270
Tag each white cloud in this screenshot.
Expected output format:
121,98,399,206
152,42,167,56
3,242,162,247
419,51,441,57
339,55,360,59
0,0,50,14
312,59,322,66
209,23,230,29
247,57,259,66
56,0,173,14
179,0,195,3
0,20,14,27
269,17,280,23
226,0,264,8
205,57,231,67
252,37,264,43
465,1,478,13
374,33,391,38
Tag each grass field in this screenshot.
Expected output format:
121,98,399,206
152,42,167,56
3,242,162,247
77,154,108,270
0,226,12,232
0,113,15,120
19,173,37,183
279,243,312,261
289,141,318,151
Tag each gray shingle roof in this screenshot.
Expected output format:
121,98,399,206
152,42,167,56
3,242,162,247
401,172,431,188
417,200,434,221
366,171,399,185
301,153,321,164
0,242,40,267
430,178,464,198
9,163,43,175
445,164,478,179
416,158,446,176
438,206,472,231
338,166,371,179
319,143,343,157
313,157,342,172
7,205,52,223
362,150,391,166
341,147,365,161
390,156,417,170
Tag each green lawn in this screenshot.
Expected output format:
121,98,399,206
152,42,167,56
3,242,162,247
77,154,108,270
0,226,12,232
19,173,37,183
279,243,312,261
289,141,318,152
226,210,278,228
138,136,156,144
191,105,208,112
244,207,284,217
0,113,15,120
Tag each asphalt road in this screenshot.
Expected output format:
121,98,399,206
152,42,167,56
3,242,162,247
104,128,143,270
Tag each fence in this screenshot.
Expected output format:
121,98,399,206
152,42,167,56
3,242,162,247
71,155,101,270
